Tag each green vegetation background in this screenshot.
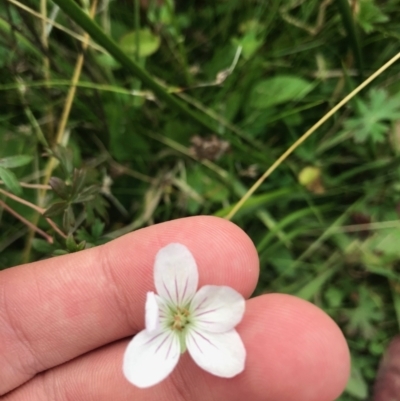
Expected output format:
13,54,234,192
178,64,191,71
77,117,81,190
1,0,400,399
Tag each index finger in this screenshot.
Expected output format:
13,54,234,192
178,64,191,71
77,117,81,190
0,216,259,396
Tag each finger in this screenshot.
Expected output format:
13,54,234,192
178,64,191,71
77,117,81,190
3,294,350,401
0,216,259,395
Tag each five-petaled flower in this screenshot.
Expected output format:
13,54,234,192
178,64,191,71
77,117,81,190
123,243,246,388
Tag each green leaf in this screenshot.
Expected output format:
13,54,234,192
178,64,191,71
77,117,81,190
51,145,74,177
76,240,86,251
43,201,68,218
214,187,295,218
75,227,92,243
91,219,105,238
345,365,368,399
49,177,70,200
76,219,106,246
231,31,262,60
32,239,56,254
295,266,340,301
357,0,389,33
63,206,75,232
375,229,400,257
0,155,32,169
95,52,119,70
72,185,99,203
70,169,87,198
0,166,22,195
119,29,160,58
249,76,314,109
53,249,69,256
344,286,383,339
345,89,400,143
0,18,42,58
324,287,345,308
66,234,78,252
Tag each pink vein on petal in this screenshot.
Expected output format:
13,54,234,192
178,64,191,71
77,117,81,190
181,277,189,304
144,331,164,346
195,296,209,311
163,281,173,303
191,333,203,353
165,334,174,359
155,333,170,353
193,330,218,348
175,276,179,304
195,308,217,317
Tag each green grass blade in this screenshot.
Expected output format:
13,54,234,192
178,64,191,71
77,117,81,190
51,0,216,132
0,19,41,58
257,206,328,253
213,187,295,218
295,265,340,301
336,0,364,79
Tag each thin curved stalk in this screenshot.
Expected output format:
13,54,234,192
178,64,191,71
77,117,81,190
225,51,400,220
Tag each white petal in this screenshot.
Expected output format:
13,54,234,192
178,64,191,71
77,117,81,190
191,285,245,333
186,329,246,378
123,329,180,388
145,292,159,333
154,243,198,307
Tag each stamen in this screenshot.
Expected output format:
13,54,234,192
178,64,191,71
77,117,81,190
170,307,191,331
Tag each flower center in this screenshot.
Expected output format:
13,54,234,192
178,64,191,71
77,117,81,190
170,307,190,331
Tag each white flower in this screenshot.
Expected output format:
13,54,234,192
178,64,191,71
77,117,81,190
123,243,246,388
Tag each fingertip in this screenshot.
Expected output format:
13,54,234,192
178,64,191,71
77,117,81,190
107,215,260,298
240,294,350,401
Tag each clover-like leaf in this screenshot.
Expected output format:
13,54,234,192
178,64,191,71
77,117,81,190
345,89,400,144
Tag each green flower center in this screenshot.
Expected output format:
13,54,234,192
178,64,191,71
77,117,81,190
167,306,192,354
170,306,191,331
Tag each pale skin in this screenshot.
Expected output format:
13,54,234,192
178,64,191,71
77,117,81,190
0,216,350,401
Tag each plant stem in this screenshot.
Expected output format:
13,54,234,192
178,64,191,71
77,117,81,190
0,199,53,243
225,51,400,220
0,188,67,239
0,181,51,189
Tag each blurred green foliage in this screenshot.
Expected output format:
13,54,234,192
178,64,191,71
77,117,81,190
1,0,400,399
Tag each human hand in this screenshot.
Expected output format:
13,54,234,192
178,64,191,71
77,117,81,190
0,216,350,401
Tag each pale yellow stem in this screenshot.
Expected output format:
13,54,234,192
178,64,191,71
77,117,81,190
6,0,104,52
0,181,51,189
225,52,400,220
40,0,99,199
22,1,98,262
